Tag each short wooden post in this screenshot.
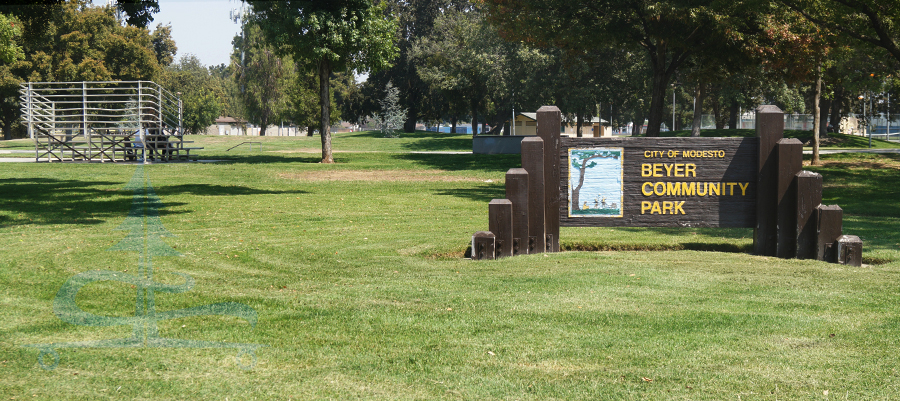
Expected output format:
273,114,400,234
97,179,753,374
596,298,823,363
795,171,823,259
536,106,561,252
754,105,784,256
471,231,495,260
776,138,803,258
816,205,843,262
506,168,529,256
835,235,863,267
521,137,545,253
489,199,514,258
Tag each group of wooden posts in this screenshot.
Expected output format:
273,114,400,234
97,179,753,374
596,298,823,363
471,105,863,266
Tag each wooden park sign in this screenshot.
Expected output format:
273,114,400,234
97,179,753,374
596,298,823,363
560,137,756,228
471,105,863,266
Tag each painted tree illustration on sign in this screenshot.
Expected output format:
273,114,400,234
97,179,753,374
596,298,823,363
570,148,621,213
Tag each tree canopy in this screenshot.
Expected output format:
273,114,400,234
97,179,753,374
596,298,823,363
247,0,399,162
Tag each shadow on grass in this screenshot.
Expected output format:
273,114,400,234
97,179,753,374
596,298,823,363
0,178,145,227
808,153,900,219
203,154,326,164
0,178,308,227
152,184,308,197
432,185,505,203
395,153,521,174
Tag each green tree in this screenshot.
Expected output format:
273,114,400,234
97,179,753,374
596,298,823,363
483,0,769,137
233,23,295,137
150,23,176,67
0,13,23,65
367,0,468,133
159,55,223,135
783,0,900,64
1,2,162,139
247,0,399,163
370,81,407,137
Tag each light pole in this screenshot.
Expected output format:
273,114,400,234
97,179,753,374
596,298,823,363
859,94,871,148
671,84,676,131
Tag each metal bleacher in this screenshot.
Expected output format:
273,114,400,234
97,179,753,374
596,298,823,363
20,81,201,162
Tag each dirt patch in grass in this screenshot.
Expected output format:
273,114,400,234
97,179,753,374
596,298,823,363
278,169,483,182
271,149,381,154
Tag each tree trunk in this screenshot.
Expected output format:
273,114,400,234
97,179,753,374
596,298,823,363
403,105,417,133
691,81,704,137
318,58,334,163
576,113,583,137
631,107,644,136
728,100,739,129
830,84,844,133
307,126,314,136
2,120,11,140
646,68,669,137
812,63,822,166
259,118,267,137
451,116,457,133
471,103,478,137
819,93,831,135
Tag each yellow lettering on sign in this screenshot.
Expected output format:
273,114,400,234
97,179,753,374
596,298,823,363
664,164,674,176
685,163,696,177
640,201,687,214
666,182,681,196
654,182,666,196
642,182,653,196
697,182,708,196
739,182,749,196
726,182,737,196
641,164,653,177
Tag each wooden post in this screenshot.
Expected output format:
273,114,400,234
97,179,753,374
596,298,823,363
795,171,823,259
489,199,514,258
816,205,842,262
471,231,495,260
754,105,784,256
506,168,529,256
835,235,863,267
776,138,803,258
536,106,561,252
521,137,545,253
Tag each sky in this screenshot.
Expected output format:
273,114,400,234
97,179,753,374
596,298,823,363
95,0,245,67
150,0,244,67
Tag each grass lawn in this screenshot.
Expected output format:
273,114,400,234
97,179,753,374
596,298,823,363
1,131,899,399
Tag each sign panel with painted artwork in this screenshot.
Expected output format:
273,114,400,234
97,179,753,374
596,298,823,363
567,148,623,217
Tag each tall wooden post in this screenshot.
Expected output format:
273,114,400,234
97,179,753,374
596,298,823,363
521,137,545,253
489,199,514,258
776,138,803,258
536,106,561,252
754,105,784,256
795,171,823,259
506,168,529,256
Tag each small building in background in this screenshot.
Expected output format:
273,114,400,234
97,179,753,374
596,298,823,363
212,116,246,136
513,112,611,137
